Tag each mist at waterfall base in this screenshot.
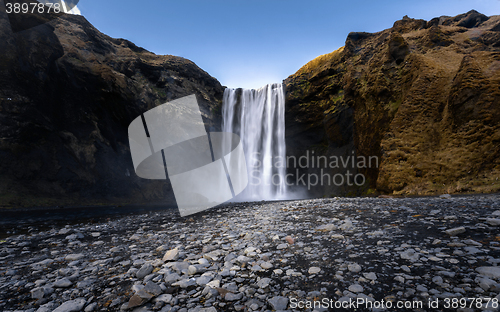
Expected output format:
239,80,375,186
222,83,306,202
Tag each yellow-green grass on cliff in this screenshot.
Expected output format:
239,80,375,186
294,47,344,76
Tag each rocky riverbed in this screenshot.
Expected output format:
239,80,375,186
1,194,500,312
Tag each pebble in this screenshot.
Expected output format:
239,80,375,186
162,248,180,261
136,263,153,279
195,275,212,286
257,277,271,288
84,302,97,312
363,272,377,280
261,261,273,269
348,263,362,273
339,220,353,230
225,292,243,301
476,267,500,279
52,298,86,312
54,278,73,288
276,243,287,250
316,224,336,231
143,281,163,296
445,226,466,236
348,284,364,293
486,218,500,226
267,296,288,310
394,276,405,283
65,253,84,261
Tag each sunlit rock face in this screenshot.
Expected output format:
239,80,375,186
284,10,500,197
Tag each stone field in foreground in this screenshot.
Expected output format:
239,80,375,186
1,194,500,311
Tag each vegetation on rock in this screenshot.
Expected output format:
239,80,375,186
285,10,500,196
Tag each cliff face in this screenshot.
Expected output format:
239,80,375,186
1,9,498,206
285,10,500,196
0,12,224,207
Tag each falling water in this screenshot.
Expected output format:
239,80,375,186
222,83,287,200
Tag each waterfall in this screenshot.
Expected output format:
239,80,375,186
222,83,287,201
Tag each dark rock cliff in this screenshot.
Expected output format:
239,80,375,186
285,10,500,196
0,11,224,207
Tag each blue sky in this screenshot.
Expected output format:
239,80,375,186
77,0,499,89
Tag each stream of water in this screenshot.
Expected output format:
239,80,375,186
222,83,288,201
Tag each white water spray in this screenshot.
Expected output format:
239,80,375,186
222,83,288,201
